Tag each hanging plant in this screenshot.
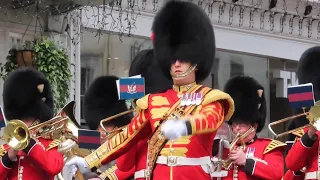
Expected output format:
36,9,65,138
0,37,72,113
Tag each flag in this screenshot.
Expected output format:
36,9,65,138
0,106,6,129
117,77,145,100
78,129,101,149
287,83,315,109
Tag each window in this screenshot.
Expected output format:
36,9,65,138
80,67,93,125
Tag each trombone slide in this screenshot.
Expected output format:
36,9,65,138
268,111,309,138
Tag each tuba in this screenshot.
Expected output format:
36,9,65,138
268,100,320,138
222,126,255,170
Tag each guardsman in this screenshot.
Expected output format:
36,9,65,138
285,46,320,180
65,1,235,180
98,49,173,180
83,75,134,179
219,76,286,179
282,129,305,180
0,67,64,180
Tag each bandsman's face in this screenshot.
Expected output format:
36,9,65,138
231,122,252,135
170,60,193,77
231,122,257,143
170,60,196,85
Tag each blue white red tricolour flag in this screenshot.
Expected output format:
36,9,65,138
78,129,101,149
0,106,6,129
287,83,315,109
117,75,145,100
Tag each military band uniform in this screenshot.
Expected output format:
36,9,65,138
285,46,320,180
98,139,148,180
65,1,235,180
282,129,305,180
82,75,134,179
98,49,172,180
0,68,64,180
0,138,63,180
286,127,320,180
216,76,286,180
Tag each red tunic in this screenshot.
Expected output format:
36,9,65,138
99,139,148,180
216,138,286,180
282,170,305,180
84,84,235,180
286,127,320,180
0,138,64,180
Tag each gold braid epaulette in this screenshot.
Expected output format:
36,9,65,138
46,139,61,151
98,165,118,180
136,94,149,111
292,128,305,138
0,145,6,156
263,139,287,154
202,89,234,121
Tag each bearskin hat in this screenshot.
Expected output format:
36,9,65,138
83,75,132,130
224,76,266,133
298,46,320,100
3,67,54,123
129,49,173,94
151,0,215,82
286,46,320,143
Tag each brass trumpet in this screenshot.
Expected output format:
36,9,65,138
2,116,69,150
222,126,255,170
268,100,320,138
1,101,80,151
99,109,132,140
99,100,136,141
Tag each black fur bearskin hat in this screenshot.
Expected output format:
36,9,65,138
224,76,266,133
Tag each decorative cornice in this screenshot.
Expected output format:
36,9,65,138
117,0,320,41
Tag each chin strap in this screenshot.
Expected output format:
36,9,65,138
170,64,197,78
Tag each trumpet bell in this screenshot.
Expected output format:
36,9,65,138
308,102,320,130
99,109,133,141
2,120,30,150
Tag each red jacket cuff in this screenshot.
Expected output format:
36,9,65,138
1,153,16,168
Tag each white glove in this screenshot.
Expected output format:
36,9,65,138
65,156,91,174
161,120,188,140
60,165,78,180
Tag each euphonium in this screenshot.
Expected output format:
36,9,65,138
222,126,255,170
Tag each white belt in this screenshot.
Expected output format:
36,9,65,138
305,171,320,179
134,169,149,179
156,156,211,166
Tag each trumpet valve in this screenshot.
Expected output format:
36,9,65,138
58,138,77,159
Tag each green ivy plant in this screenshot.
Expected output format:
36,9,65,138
0,37,72,113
